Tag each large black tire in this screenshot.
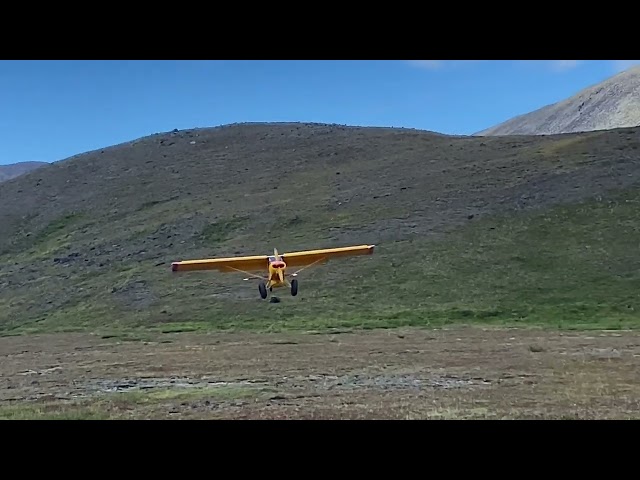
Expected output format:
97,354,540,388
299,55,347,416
258,282,268,299
290,279,298,296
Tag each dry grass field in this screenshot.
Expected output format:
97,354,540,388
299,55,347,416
2,327,639,419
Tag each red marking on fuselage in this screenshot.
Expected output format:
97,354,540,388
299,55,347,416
268,260,287,284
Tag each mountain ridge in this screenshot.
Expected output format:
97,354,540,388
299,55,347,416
476,66,640,136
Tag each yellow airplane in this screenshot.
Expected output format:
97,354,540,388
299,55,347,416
171,244,375,299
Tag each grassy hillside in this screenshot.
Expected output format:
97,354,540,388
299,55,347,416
1,122,639,335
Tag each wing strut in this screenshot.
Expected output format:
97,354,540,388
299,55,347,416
224,266,268,280
287,256,328,277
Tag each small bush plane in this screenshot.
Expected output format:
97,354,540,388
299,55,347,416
171,244,375,300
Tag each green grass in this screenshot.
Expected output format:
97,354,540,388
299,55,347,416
0,385,271,419
2,185,638,336
200,216,249,245
106,385,267,404
0,402,111,420
405,190,640,330
20,212,86,252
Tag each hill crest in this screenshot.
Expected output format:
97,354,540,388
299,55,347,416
0,161,48,183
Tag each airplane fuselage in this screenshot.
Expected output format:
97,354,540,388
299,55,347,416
267,258,287,289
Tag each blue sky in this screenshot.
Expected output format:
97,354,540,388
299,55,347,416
1,59,638,165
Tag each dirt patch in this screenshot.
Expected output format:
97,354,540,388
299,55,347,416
1,326,640,419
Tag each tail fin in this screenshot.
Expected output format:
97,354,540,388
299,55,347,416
274,247,280,260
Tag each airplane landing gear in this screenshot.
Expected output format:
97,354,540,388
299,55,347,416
258,282,267,299
259,279,298,300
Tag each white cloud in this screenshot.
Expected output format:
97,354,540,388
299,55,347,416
548,60,582,71
407,60,589,73
512,60,583,72
611,60,640,72
406,60,444,69
405,60,484,70
406,59,640,78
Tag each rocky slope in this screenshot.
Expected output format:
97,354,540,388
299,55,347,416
476,66,640,136
0,161,48,183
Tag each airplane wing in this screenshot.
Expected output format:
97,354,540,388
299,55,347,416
281,244,375,268
171,254,269,273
